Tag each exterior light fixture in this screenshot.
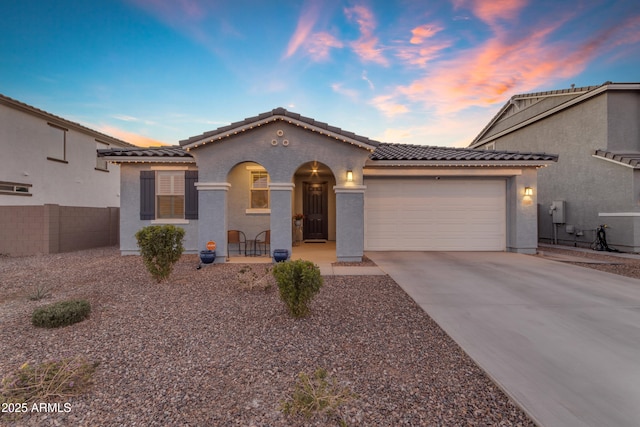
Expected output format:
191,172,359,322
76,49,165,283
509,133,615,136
524,187,533,196
346,170,353,182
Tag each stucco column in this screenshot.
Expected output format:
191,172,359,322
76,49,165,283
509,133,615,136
334,185,366,262
269,183,294,258
506,169,538,254
195,182,230,263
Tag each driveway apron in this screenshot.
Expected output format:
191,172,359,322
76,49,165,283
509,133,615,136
367,251,640,427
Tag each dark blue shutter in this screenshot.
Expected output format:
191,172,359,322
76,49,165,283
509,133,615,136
185,170,198,219
140,171,155,220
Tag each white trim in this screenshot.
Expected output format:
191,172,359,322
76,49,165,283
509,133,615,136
151,219,190,224
599,212,640,217
269,182,295,191
106,158,196,164
245,208,271,214
151,165,190,170
364,168,523,177
334,185,366,193
195,182,231,191
592,154,638,169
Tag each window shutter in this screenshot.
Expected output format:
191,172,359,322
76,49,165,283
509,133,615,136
140,171,155,220
185,170,198,219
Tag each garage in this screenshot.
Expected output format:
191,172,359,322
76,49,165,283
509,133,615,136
364,178,506,251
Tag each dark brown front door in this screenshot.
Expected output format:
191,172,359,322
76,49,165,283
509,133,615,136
303,182,328,240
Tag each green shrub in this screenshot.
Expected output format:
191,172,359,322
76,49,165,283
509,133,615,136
272,259,323,318
281,368,356,424
135,225,185,282
31,299,91,328
0,356,97,405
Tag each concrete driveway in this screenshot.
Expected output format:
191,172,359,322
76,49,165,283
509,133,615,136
366,251,640,427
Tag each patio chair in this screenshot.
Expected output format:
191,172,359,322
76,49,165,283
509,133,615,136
227,230,247,257
254,230,270,256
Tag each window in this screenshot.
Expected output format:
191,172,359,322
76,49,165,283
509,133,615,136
96,141,109,171
140,170,198,221
250,171,269,209
485,142,496,151
157,171,185,219
46,123,68,163
0,181,32,196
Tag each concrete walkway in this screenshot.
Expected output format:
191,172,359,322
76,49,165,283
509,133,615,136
367,251,640,427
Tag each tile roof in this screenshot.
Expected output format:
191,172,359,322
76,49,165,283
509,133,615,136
593,150,640,168
179,107,379,149
97,146,193,158
370,143,558,162
99,142,557,165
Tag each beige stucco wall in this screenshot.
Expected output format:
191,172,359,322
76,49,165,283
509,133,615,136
0,101,123,208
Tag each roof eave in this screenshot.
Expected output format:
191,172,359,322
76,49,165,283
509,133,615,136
469,82,640,148
181,114,378,152
592,151,640,169
365,159,556,168
0,94,135,148
102,156,196,164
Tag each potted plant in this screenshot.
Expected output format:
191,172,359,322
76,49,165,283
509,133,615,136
292,213,304,227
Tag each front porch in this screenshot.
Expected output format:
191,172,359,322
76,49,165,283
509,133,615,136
225,240,384,276
226,241,337,264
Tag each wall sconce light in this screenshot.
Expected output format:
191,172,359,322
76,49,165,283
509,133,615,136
346,170,353,182
524,187,533,196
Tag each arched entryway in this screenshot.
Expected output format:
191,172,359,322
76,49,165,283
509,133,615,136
292,161,337,260
226,161,271,257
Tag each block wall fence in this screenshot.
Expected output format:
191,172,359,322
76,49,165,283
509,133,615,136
0,204,119,256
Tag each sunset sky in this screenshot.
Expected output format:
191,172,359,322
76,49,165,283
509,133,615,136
1,0,639,147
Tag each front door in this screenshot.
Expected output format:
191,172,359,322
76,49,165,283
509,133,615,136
303,182,328,240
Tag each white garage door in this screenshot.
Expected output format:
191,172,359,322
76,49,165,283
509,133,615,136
364,178,506,251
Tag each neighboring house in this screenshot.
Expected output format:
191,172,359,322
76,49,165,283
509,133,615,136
469,82,640,252
100,108,556,262
0,94,134,256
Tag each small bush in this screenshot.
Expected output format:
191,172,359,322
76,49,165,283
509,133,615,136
31,299,91,328
135,225,185,282
272,259,323,318
0,356,97,405
281,368,356,424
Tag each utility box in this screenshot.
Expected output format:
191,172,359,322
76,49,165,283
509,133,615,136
550,200,566,224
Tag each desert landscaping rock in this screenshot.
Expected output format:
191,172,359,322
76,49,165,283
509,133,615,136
1,247,534,426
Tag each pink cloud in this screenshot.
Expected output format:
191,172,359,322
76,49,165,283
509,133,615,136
452,0,528,27
410,24,443,44
305,32,344,61
370,95,409,117
284,2,321,58
99,125,168,147
374,13,640,119
344,5,388,66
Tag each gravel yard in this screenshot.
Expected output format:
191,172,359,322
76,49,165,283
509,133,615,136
1,247,534,426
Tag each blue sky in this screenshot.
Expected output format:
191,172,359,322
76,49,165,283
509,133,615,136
1,0,638,147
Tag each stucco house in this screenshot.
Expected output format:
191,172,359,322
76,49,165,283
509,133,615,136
469,82,640,252
100,108,556,262
0,94,134,256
